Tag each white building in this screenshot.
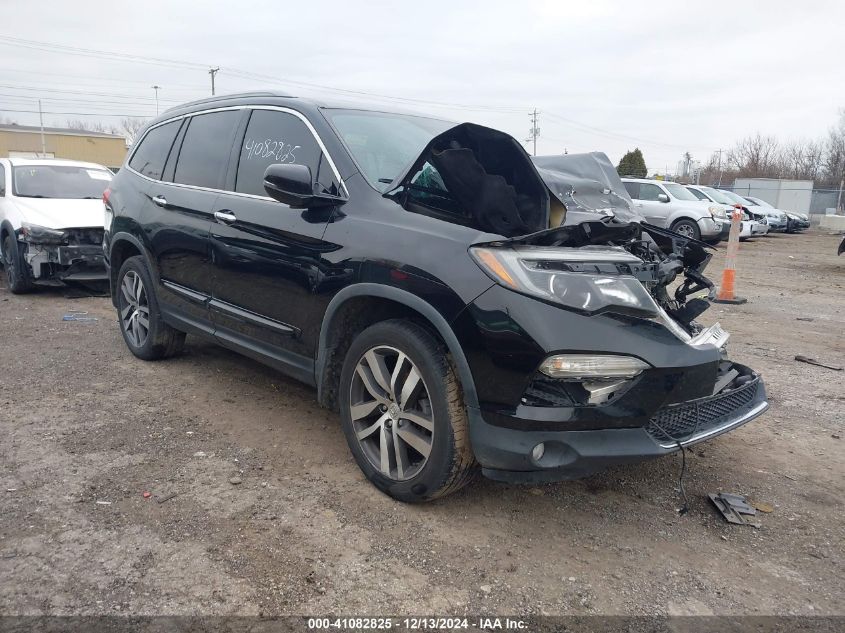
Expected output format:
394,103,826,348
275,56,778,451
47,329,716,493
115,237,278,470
732,178,813,213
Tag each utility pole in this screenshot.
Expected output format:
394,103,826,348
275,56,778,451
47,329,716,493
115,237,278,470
837,159,844,214
716,148,723,187
38,99,46,158
209,67,219,96
151,85,161,115
527,109,540,157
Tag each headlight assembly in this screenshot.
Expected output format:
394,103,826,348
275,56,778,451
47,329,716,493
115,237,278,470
708,205,726,218
18,223,67,244
469,245,660,318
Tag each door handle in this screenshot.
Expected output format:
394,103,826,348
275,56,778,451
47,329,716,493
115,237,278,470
214,210,237,224
152,195,168,207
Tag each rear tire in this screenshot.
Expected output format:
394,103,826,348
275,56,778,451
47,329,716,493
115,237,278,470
3,235,34,294
116,255,185,360
670,218,701,241
339,319,477,502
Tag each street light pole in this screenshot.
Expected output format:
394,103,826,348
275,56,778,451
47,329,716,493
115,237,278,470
209,67,219,96
151,85,161,116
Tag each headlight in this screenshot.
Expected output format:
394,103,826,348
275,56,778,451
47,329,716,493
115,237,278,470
539,354,650,379
708,205,726,218
18,223,67,244
469,245,660,318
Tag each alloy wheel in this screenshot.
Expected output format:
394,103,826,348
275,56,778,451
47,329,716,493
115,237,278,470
674,223,695,238
119,270,150,348
349,345,435,481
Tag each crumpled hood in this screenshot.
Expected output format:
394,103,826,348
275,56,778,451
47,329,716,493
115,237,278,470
531,152,644,224
9,198,105,230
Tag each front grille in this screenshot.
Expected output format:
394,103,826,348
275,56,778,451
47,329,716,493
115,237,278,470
646,377,759,444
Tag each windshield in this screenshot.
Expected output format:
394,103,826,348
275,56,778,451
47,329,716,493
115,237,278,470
719,189,748,205
324,109,455,191
13,165,112,199
663,182,700,201
749,197,773,208
698,186,732,204
686,187,709,201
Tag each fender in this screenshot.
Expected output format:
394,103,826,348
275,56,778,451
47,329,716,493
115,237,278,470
107,230,159,305
315,283,480,410
666,208,709,227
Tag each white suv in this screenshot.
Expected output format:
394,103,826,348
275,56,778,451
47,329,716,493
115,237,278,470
0,158,112,293
621,178,730,242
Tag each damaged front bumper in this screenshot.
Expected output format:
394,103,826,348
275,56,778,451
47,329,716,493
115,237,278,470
471,363,768,483
17,237,107,283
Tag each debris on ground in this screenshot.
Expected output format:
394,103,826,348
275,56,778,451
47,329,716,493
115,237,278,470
142,491,152,499
709,492,762,527
794,355,843,371
229,476,243,485
95,500,112,506
62,311,98,322
156,492,177,504
795,317,814,322
751,500,774,513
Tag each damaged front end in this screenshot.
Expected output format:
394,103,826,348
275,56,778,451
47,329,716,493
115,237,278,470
380,120,767,479
15,224,107,284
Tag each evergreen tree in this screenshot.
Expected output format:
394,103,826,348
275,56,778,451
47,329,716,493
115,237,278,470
617,148,647,178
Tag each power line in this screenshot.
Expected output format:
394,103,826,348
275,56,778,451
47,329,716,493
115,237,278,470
0,34,526,115
0,108,153,117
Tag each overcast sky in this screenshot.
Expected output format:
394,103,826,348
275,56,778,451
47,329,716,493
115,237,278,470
3,0,844,173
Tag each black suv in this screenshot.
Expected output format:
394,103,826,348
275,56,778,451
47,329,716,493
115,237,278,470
104,93,768,502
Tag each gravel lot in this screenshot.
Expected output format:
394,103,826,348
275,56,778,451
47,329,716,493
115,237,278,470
0,230,843,617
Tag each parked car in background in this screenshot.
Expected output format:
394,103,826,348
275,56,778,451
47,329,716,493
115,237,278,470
0,158,112,293
103,93,768,501
621,178,729,242
738,210,768,240
740,196,789,232
740,196,805,232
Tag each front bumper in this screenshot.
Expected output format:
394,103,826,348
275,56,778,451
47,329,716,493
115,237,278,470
697,217,724,239
22,242,107,282
470,366,768,483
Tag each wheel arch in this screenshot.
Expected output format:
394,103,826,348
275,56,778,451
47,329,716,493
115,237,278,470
315,284,479,413
108,231,155,307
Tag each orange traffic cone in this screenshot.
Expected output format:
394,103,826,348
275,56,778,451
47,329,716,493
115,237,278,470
713,206,748,304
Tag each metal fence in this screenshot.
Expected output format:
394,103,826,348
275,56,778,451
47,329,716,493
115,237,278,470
808,189,843,215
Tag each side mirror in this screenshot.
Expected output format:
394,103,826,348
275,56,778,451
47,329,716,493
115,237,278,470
263,163,345,209
657,193,670,203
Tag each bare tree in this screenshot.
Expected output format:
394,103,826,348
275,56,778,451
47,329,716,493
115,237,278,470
726,133,782,178
821,111,845,188
118,117,149,144
63,118,118,134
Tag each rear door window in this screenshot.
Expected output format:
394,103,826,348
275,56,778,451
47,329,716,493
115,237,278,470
128,120,181,180
0,163,5,196
173,110,241,189
234,109,340,197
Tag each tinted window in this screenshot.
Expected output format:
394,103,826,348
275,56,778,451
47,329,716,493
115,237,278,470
174,111,240,189
623,181,640,199
0,163,5,196
129,120,180,180
235,109,339,197
639,183,664,201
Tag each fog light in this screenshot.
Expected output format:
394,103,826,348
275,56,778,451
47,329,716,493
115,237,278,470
539,354,650,379
531,443,545,463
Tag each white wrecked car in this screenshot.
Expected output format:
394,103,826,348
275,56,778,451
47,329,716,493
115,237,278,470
0,158,112,293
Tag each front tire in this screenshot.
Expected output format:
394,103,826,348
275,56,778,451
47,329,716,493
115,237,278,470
3,235,34,294
339,320,477,502
670,218,701,241
116,255,185,360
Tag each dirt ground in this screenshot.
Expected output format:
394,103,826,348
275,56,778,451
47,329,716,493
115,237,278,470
0,230,843,617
